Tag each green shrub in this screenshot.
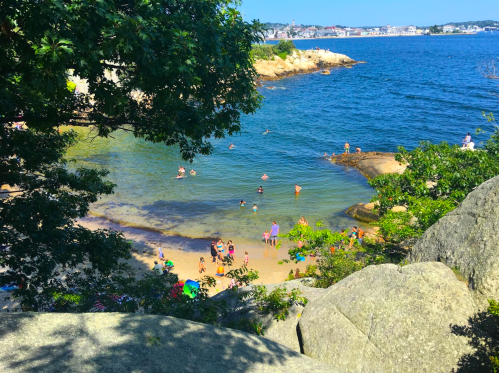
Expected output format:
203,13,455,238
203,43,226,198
252,285,308,321
277,51,288,60
273,39,296,55
251,44,275,60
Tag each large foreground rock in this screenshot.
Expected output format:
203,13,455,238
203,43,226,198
411,175,499,307
298,262,478,373
212,279,326,353
0,313,336,373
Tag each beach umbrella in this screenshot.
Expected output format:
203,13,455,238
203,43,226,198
183,279,200,298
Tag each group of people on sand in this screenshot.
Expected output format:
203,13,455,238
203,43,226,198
176,166,196,179
208,239,249,276
152,244,175,275
323,142,361,158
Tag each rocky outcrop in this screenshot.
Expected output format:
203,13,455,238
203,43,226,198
298,262,479,373
345,202,380,222
0,312,336,373
212,279,326,353
411,174,499,308
331,152,407,179
254,49,357,80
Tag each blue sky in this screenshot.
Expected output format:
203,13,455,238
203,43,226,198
240,0,499,27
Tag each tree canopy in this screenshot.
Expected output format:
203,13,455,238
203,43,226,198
1,0,263,160
0,0,263,309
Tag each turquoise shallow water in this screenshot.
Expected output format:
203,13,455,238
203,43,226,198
67,33,499,244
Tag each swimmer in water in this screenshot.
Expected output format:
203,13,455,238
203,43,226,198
253,204,258,212
262,129,271,135
294,184,302,194
190,169,196,175
176,173,184,179
324,152,328,157
178,166,186,174
257,186,264,193
229,143,234,149
240,200,246,206
261,173,269,180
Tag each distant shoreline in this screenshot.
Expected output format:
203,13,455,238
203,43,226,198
266,33,478,41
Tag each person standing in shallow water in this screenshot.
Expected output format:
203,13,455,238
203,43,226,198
344,142,350,154
270,221,279,247
294,184,302,194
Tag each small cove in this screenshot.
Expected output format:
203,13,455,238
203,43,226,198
67,33,499,246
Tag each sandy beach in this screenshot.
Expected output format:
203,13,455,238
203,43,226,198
78,216,315,296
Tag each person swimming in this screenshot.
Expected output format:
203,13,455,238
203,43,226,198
261,174,269,180
190,169,196,175
178,166,186,173
324,152,328,157
176,173,184,179
257,186,263,193
240,200,246,206
262,129,271,135
229,143,234,149
294,184,302,194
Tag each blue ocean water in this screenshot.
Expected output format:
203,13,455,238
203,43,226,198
67,33,499,244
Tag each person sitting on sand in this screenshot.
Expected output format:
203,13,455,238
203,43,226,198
164,259,174,269
199,257,206,273
468,140,475,150
190,169,196,175
216,265,225,277
294,184,302,194
462,132,471,147
240,200,246,207
257,186,263,193
153,261,163,276
261,174,269,180
355,147,361,153
344,142,350,154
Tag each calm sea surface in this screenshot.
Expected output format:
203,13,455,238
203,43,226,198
67,33,499,244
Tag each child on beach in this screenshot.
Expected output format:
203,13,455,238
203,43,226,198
244,252,249,266
199,257,206,273
157,244,164,260
263,230,270,244
253,204,258,212
344,142,350,154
